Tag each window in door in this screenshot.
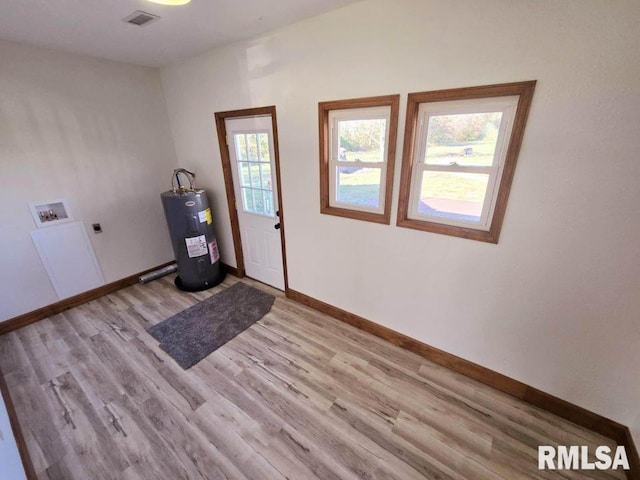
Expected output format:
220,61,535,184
234,132,275,217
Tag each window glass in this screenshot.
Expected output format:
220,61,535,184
252,189,264,214
235,132,276,218
424,112,503,167
408,101,515,230
338,119,386,163
336,167,382,209
260,163,272,190
258,133,270,162
235,135,248,161
249,163,261,188
246,134,259,161
242,187,254,212
418,171,489,223
238,162,251,187
263,191,274,216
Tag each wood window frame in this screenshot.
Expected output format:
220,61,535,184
319,94,400,224
396,81,536,243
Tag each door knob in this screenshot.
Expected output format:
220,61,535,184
274,223,281,230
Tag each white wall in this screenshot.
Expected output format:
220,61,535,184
161,0,640,442
0,40,177,321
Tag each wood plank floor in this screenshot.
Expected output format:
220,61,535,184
0,275,627,480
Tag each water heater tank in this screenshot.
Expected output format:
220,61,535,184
161,169,225,291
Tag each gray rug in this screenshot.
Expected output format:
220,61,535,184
147,282,275,369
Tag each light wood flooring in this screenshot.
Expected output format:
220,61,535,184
0,275,626,480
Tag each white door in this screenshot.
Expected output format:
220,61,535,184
226,115,284,290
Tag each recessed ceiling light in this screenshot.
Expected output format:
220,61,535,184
146,0,191,5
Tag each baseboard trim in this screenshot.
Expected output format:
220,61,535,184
521,387,626,440
286,288,639,479
0,364,37,480
222,262,239,277
0,261,175,336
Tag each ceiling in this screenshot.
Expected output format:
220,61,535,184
0,0,361,67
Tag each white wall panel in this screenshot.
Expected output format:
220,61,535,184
30,221,104,299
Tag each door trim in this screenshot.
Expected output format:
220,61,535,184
214,106,289,293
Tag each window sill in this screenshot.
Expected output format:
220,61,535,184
396,216,500,243
321,204,390,225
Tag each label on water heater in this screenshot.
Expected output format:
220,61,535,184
198,208,213,225
208,240,220,264
185,235,208,258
